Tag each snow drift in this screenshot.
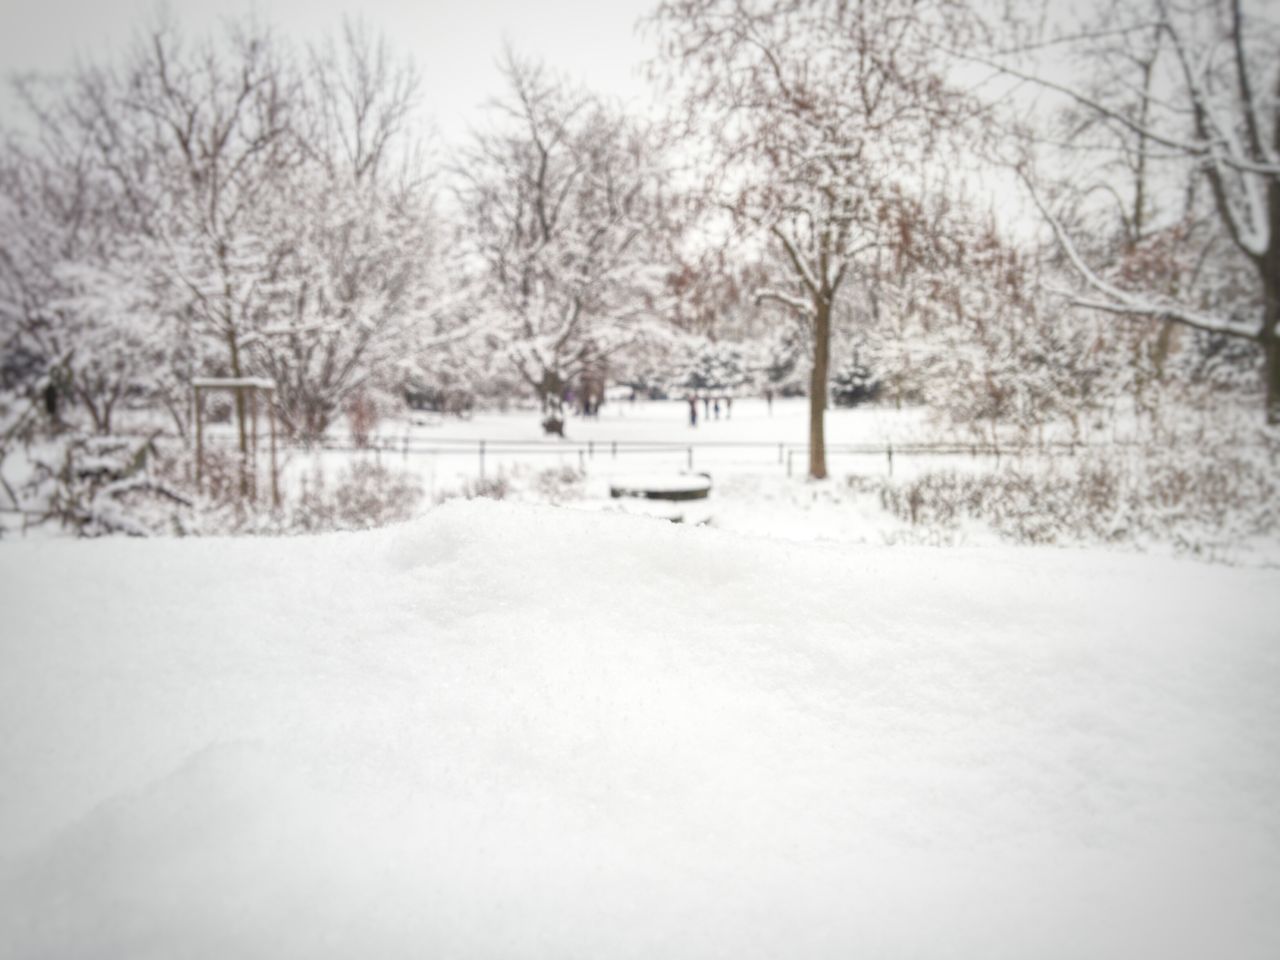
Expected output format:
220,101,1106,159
0,501,1277,958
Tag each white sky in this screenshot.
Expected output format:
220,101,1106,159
0,0,661,145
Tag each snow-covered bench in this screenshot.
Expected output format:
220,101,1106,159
608,473,711,502
585,472,713,525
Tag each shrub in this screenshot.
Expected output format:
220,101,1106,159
868,442,1279,558
291,461,422,532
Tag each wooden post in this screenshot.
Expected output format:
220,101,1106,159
269,395,279,509
249,387,259,501
194,386,204,492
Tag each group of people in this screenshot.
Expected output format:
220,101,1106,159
686,394,733,427
562,388,604,417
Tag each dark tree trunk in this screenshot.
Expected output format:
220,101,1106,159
809,298,831,479
539,370,565,417
1264,306,1280,426
227,331,251,497
1258,138,1279,424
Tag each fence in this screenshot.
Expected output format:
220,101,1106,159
273,435,1101,480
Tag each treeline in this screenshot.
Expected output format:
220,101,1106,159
2,0,1274,480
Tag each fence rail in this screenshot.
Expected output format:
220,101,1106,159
266,435,1105,479
115,431,1269,484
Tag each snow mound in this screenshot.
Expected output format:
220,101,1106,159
1,500,1277,958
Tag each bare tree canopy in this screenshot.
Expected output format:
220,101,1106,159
963,0,1280,422
1,15,445,449
456,50,675,424
651,0,979,477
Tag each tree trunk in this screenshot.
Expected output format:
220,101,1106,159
227,331,250,497
539,370,565,418
808,299,831,479
1264,319,1280,427
1263,159,1279,425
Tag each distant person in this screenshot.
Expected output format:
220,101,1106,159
703,396,710,419
713,398,721,419
687,395,698,427
726,396,733,418
765,388,774,415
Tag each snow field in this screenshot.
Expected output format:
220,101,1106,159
1,500,1278,957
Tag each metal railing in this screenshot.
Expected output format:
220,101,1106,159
263,435,1100,479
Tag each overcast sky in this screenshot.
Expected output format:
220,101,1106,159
0,0,661,144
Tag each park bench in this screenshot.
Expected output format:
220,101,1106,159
608,473,711,502
600,472,713,524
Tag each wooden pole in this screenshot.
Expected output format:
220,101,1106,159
249,387,259,502
194,386,204,493
269,392,279,509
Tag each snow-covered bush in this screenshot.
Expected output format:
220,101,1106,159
758,325,808,397
8,432,193,537
830,352,881,408
530,465,586,503
9,432,427,537
869,440,1280,558
670,337,754,396
436,473,511,505
434,464,586,507
288,462,423,533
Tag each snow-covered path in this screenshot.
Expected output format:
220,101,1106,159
1,502,1277,958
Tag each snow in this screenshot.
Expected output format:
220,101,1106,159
1,500,1278,958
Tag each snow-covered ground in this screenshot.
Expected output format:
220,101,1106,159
260,398,1038,545
282,397,943,498
254,398,1275,557
2,501,1277,958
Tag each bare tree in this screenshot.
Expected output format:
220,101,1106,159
652,0,973,478
963,0,1280,423
121,19,305,463
457,52,674,426
3,14,451,456
0,75,169,435
248,19,443,441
